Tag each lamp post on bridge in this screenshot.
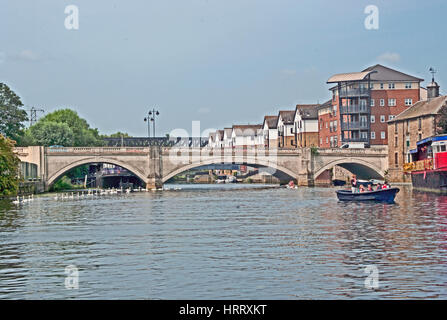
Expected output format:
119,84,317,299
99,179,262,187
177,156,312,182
144,108,160,138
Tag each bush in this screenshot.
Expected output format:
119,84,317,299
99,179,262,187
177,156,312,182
50,176,74,192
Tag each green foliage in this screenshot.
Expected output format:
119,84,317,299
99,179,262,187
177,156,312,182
0,83,28,142
66,165,89,180
311,146,319,155
0,134,20,196
50,176,74,192
25,108,103,146
28,121,74,146
102,132,131,138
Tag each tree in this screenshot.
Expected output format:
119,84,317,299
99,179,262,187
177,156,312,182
102,132,131,138
27,109,103,146
0,83,28,142
0,134,20,196
36,109,102,146
28,121,74,146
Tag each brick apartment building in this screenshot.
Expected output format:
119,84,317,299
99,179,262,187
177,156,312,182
317,100,340,148
388,78,447,182
321,64,424,147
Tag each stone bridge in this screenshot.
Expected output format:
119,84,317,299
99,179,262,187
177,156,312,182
14,146,388,190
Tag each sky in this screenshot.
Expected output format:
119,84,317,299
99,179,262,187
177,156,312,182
1,0,446,137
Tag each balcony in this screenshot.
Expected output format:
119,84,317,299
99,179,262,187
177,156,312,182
403,159,433,172
339,88,370,98
339,104,369,114
342,137,369,143
341,122,369,130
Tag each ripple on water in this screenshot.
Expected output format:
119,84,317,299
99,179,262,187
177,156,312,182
1,185,447,299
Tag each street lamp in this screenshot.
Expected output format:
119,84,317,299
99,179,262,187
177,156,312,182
144,113,151,138
148,108,160,138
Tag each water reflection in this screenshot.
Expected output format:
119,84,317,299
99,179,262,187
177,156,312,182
0,185,447,299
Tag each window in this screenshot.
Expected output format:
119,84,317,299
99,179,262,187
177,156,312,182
395,152,398,166
326,122,328,129
360,99,367,107
395,122,398,133
369,83,374,89
406,138,410,148
388,98,396,106
395,136,398,147
290,128,293,134
370,99,375,107
371,131,376,139
361,132,368,139
405,83,412,89
320,138,322,145
380,115,385,123
418,117,422,130
380,99,385,106
371,115,375,123
405,98,413,106
381,131,386,139
326,137,328,143
389,115,395,121
418,133,422,141
389,83,395,89
380,83,384,89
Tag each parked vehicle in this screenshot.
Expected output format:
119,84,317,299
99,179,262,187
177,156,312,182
340,142,365,149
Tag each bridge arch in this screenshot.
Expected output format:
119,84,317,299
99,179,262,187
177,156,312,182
46,157,148,188
162,157,299,184
314,158,385,180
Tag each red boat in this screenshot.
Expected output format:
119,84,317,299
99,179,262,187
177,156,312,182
404,134,447,192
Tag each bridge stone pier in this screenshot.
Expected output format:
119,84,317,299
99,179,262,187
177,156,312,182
14,146,388,191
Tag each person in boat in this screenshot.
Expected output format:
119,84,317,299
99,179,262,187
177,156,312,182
350,175,357,193
359,184,365,192
367,184,373,192
376,183,382,190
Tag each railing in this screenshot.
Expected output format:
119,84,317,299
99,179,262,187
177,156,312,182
341,122,369,130
339,88,370,97
339,105,369,114
403,159,433,172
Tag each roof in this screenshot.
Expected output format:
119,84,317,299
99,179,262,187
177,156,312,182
327,64,423,84
278,110,295,124
327,71,375,83
362,64,424,82
295,104,319,119
224,128,232,137
208,132,216,140
263,115,278,129
232,124,263,136
216,130,224,140
389,95,447,122
316,99,333,110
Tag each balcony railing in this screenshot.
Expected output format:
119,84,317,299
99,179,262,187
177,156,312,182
339,88,370,98
339,104,369,114
342,137,369,143
341,122,369,130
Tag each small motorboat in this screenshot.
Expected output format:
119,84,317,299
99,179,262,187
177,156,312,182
336,187,400,203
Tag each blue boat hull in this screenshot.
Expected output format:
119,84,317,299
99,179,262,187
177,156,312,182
336,187,399,203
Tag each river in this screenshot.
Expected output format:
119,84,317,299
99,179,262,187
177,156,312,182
0,184,446,299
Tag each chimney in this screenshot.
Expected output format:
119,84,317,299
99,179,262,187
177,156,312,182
428,67,440,100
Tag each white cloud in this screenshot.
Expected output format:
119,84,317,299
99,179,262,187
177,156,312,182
377,52,401,64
